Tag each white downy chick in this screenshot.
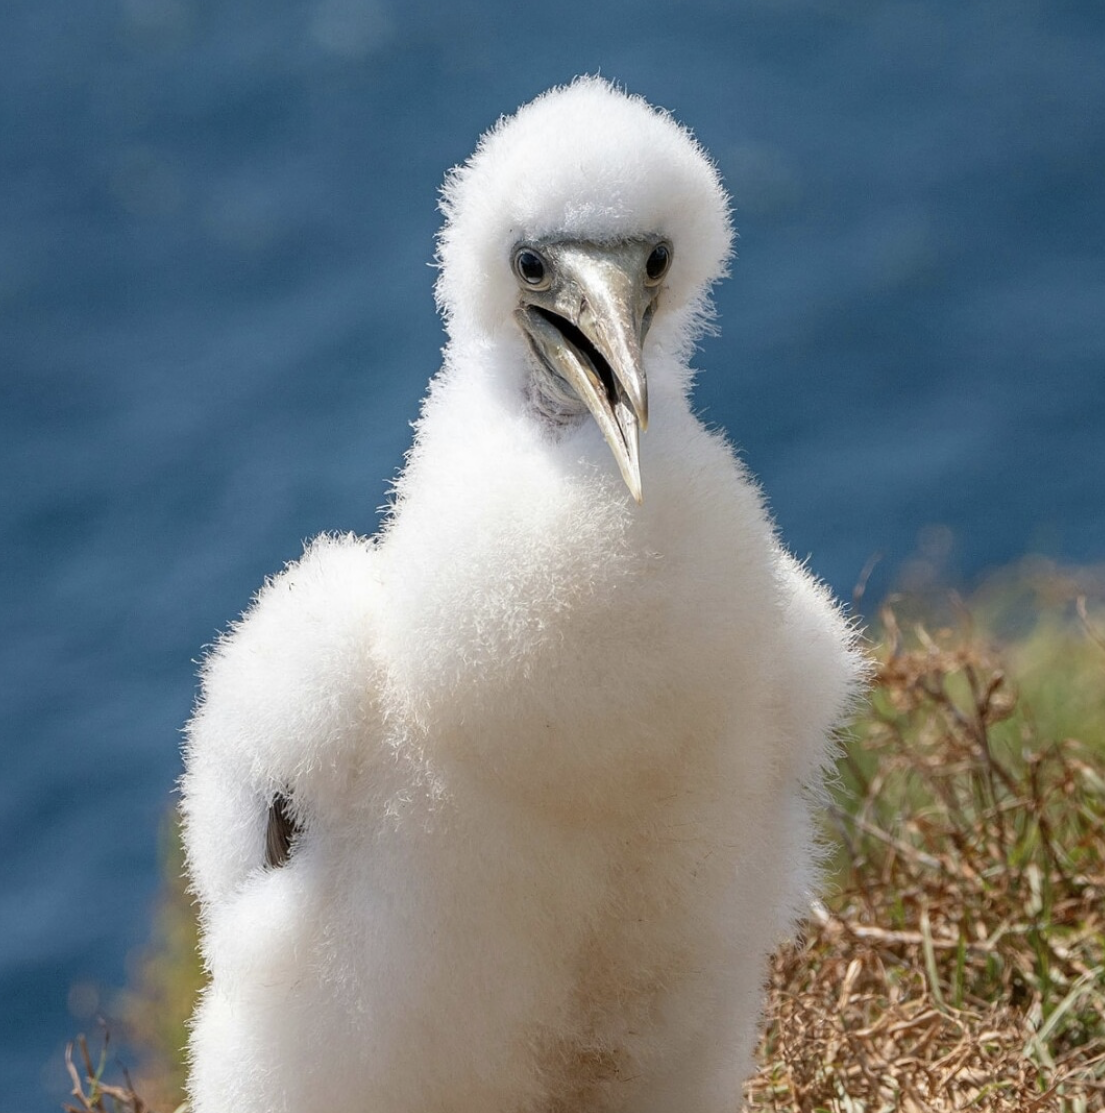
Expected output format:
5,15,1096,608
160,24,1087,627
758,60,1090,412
181,77,866,1113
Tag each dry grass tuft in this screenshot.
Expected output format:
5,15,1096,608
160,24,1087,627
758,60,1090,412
744,599,1105,1112
63,1033,184,1113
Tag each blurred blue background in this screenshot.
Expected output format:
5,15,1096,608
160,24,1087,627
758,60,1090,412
2,1,1103,1108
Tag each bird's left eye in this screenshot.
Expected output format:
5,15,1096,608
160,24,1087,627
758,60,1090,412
644,241,673,285
514,248,551,290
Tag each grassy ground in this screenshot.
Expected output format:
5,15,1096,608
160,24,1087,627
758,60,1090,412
67,561,1105,1113
744,562,1105,1112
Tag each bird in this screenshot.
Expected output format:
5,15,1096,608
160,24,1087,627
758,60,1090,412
181,77,865,1113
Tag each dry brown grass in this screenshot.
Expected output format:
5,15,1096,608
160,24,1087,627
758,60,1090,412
743,598,1105,1112
70,568,1105,1112
62,1033,184,1113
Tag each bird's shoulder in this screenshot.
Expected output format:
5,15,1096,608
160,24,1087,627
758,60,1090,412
768,549,870,776
207,530,380,665
189,532,385,765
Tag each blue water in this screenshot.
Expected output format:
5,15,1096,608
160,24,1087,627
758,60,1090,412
2,1,1103,1108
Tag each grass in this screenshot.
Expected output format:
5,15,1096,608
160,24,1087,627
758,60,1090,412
70,561,1105,1112
743,568,1105,1111
61,1034,184,1113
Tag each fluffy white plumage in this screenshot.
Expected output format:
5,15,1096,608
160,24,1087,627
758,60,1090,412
182,77,865,1113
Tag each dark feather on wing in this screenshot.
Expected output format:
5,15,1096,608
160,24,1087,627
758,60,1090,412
265,792,301,869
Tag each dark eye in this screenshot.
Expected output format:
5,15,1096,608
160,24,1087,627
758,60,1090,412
514,248,551,289
645,242,672,285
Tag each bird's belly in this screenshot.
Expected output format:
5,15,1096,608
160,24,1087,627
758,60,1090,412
308,743,757,1112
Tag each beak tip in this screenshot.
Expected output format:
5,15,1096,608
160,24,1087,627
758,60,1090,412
627,473,644,505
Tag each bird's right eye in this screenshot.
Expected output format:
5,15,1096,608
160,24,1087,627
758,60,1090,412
514,248,551,289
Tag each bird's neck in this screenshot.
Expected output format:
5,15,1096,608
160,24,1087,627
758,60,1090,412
393,351,710,633
373,340,770,814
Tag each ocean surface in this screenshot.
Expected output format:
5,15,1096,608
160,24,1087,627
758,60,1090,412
2,1,1103,1108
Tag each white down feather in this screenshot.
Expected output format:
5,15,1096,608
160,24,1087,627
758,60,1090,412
181,76,866,1113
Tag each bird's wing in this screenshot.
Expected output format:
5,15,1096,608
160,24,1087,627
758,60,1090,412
264,791,300,870
772,547,869,784
181,532,384,909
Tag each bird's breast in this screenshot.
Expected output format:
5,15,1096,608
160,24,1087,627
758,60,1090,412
374,395,779,815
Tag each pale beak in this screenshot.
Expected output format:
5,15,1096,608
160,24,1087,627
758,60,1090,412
515,240,660,503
